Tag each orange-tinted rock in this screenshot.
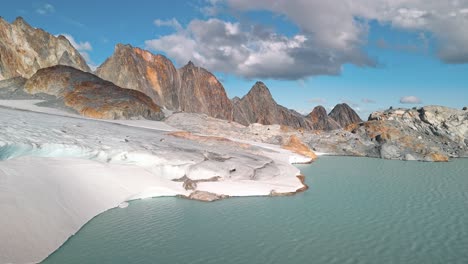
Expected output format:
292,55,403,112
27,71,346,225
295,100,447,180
178,61,233,120
306,105,341,130
24,65,164,120
96,44,180,110
0,17,89,81
282,135,317,161
429,152,449,162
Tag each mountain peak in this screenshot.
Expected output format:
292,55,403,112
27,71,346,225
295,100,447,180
329,103,362,127
115,43,133,52
306,105,341,130
12,16,30,28
246,81,272,98
0,16,90,80
184,60,196,68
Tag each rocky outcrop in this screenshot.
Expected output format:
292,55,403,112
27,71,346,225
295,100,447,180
306,105,341,130
233,81,312,129
96,46,233,119
178,61,233,120
0,17,90,81
282,135,317,161
354,106,468,161
23,65,164,120
96,44,180,110
329,103,362,127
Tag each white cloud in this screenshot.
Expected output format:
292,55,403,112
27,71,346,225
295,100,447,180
59,34,95,70
154,18,182,31
36,3,55,15
193,0,468,77
61,34,92,51
145,18,373,79
400,96,422,104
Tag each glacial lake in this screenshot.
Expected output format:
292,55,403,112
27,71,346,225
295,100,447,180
42,157,468,264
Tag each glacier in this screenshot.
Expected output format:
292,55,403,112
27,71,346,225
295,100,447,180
0,101,312,264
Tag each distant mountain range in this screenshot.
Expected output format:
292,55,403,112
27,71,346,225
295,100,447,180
0,17,361,130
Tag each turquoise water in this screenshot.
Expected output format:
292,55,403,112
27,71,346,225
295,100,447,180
42,157,468,264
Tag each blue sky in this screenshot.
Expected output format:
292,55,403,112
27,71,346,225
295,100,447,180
2,0,467,118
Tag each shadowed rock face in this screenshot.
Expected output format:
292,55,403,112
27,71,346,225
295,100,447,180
328,103,363,127
0,17,90,81
23,65,164,120
96,44,180,110
306,105,341,130
233,81,312,129
178,61,233,120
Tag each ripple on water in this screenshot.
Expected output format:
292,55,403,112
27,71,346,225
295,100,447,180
42,157,468,264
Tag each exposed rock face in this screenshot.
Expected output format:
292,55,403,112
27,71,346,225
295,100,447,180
178,61,233,120
96,46,233,119
167,105,468,162
329,103,363,127
354,106,468,161
282,135,317,161
23,65,164,120
233,81,312,129
0,17,90,81
95,44,180,110
306,105,341,130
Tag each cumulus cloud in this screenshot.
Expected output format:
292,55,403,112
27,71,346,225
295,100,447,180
36,3,55,15
154,18,182,31
162,0,468,79
145,18,374,79
400,95,422,104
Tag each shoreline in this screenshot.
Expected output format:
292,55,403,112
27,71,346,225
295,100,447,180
0,105,313,264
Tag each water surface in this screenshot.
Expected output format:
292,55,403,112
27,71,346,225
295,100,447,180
43,157,468,264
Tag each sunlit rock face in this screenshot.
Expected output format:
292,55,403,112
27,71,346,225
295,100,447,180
232,81,313,129
349,106,468,161
306,105,341,131
24,65,164,120
0,17,90,81
178,61,233,120
96,44,180,110
96,45,233,120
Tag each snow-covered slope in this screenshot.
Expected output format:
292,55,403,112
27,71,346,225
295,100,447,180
0,104,311,264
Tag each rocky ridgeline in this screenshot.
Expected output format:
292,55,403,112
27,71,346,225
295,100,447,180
306,105,341,130
1,17,465,162
232,81,313,129
0,17,90,80
0,17,364,129
96,46,314,128
166,105,468,162
1,65,164,120
96,44,233,119
355,106,468,161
